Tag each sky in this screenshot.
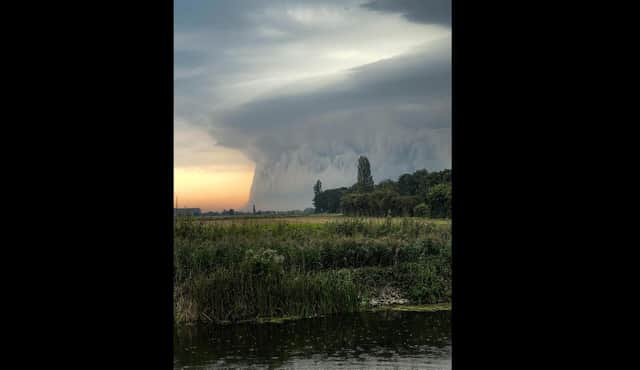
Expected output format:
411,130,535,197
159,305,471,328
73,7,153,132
174,0,451,212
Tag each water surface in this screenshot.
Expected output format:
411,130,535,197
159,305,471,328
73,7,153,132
174,310,451,369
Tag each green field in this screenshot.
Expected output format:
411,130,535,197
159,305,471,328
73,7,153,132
197,213,451,225
174,216,451,324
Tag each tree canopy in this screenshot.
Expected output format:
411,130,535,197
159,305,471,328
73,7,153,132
313,156,451,218
356,156,374,192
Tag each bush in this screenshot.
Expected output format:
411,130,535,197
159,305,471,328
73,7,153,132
413,203,430,217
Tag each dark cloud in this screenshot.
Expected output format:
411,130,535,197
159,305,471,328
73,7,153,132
175,0,360,31
217,40,449,135
362,0,451,26
174,0,451,210
174,0,261,30
212,38,451,210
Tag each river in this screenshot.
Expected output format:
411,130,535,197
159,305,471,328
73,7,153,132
174,310,451,369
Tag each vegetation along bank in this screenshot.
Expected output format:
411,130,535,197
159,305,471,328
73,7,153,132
174,217,451,325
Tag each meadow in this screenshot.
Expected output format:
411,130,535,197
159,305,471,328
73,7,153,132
174,215,451,324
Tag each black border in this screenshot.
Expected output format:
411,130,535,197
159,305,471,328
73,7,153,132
44,1,177,368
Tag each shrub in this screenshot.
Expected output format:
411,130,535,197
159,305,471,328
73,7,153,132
413,203,430,217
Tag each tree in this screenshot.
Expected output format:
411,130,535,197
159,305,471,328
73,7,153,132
357,156,374,192
397,173,415,196
392,195,421,216
340,193,358,216
316,167,451,218
426,183,452,218
376,179,398,193
378,189,399,216
312,180,323,213
324,187,347,213
412,169,429,199
313,179,322,196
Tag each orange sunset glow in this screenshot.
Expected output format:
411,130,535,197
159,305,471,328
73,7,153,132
174,166,255,212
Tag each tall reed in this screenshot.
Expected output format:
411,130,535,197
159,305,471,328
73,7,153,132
174,217,451,324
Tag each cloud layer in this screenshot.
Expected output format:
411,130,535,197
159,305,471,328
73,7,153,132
175,0,451,211
362,0,451,26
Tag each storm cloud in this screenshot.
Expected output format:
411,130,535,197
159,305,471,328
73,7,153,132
362,0,451,26
175,0,451,211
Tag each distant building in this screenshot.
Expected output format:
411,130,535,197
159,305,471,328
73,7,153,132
174,208,201,216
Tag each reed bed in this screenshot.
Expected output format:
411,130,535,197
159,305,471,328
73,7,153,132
174,216,451,324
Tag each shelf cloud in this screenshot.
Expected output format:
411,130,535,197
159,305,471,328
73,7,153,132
175,0,451,211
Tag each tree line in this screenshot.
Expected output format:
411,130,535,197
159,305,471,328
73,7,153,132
313,156,451,218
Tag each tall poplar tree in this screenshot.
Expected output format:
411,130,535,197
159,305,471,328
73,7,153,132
357,156,374,192
313,179,323,213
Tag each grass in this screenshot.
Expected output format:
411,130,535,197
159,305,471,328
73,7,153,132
198,214,451,225
174,216,451,324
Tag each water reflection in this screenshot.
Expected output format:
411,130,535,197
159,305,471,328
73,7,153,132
174,310,451,369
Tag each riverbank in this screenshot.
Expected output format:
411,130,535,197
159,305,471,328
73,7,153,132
257,302,451,324
174,216,451,325
200,303,452,326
